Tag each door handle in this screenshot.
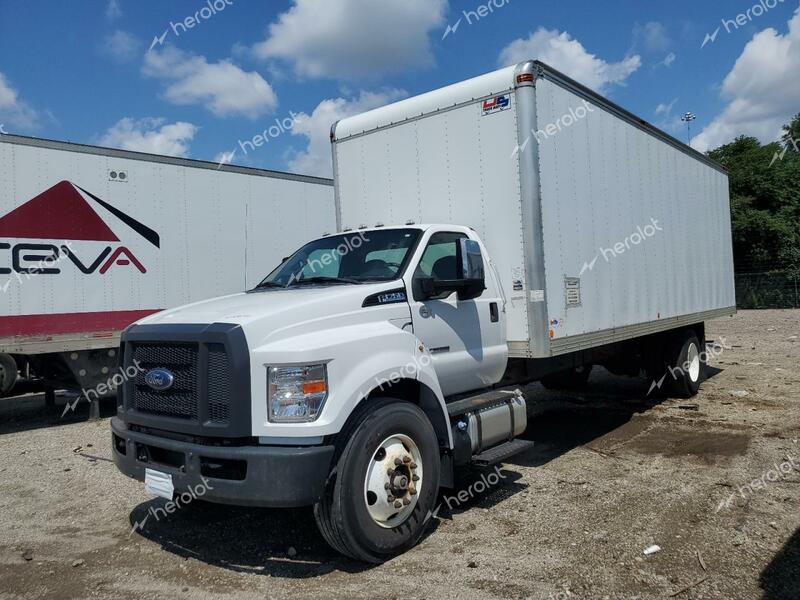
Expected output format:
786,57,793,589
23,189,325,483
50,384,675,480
489,302,499,323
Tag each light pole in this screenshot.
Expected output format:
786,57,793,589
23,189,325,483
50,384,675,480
681,112,696,144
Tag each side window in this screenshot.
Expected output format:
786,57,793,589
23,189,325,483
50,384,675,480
417,232,466,281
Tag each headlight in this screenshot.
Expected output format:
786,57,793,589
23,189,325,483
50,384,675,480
267,364,328,422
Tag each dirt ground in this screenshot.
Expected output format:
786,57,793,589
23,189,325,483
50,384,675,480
1,309,798,600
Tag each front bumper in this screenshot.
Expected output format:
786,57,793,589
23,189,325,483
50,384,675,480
111,417,335,507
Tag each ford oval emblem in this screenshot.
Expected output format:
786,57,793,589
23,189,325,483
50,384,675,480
144,368,175,391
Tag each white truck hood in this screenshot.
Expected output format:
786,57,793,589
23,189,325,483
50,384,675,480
136,282,406,336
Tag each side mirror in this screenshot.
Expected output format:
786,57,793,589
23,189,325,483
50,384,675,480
458,238,485,282
417,239,486,301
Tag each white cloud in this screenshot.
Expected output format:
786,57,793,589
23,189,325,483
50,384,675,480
498,28,641,92
632,22,672,54
143,47,278,119
692,7,800,152
288,89,406,177
656,98,679,116
253,0,446,79
102,30,141,63
99,117,198,157
106,0,122,21
0,72,39,130
654,98,682,135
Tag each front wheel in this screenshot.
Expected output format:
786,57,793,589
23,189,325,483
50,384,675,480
313,399,440,563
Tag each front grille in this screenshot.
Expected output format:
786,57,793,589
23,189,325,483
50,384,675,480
121,323,249,437
207,344,232,424
130,341,235,425
133,344,199,420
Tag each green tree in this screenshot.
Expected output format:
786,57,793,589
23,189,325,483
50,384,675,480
708,122,800,272
781,113,800,150
707,116,800,307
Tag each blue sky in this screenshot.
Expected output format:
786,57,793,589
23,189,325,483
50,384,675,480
1,0,798,177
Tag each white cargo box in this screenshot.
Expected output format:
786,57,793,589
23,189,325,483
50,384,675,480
0,135,336,354
332,61,735,358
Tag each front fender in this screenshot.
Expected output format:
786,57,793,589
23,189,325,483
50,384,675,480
248,321,451,447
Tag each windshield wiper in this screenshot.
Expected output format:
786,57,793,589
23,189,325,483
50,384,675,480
252,281,286,290
288,276,362,286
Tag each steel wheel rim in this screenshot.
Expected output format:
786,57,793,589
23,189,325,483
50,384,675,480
687,342,701,382
364,433,423,529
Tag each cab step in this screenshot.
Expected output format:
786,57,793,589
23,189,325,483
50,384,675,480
471,438,535,467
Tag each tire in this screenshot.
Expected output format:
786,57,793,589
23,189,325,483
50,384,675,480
0,353,17,397
540,364,593,390
665,330,704,398
313,398,440,563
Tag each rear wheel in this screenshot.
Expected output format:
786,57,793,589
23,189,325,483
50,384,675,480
540,364,593,390
0,353,17,397
665,331,704,398
314,399,440,563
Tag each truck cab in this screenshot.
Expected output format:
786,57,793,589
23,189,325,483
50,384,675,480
112,224,526,562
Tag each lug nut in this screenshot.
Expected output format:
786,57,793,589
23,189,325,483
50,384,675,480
394,458,403,466
387,468,394,476
409,487,417,496
410,462,418,469
402,456,411,463
412,474,420,482
394,501,403,509
388,494,395,502
384,482,390,490
403,497,410,505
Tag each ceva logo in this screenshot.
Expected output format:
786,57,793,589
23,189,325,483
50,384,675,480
0,180,160,276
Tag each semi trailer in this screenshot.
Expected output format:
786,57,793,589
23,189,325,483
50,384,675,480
111,60,735,562
0,134,335,400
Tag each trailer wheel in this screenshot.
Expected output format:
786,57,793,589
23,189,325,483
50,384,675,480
540,364,593,390
0,353,17,397
313,399,440,563
665,330,704,398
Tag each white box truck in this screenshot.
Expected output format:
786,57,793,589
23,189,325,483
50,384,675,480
111,61,735,562
0,134,335,400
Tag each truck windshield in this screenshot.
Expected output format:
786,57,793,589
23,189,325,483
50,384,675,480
255,228,421,288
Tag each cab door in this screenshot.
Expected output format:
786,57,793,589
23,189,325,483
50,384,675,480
407,231,507,397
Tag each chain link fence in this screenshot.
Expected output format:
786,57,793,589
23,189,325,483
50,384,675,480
735,269,800,309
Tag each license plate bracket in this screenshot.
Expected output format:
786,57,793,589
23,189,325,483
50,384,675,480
144,468,174,500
